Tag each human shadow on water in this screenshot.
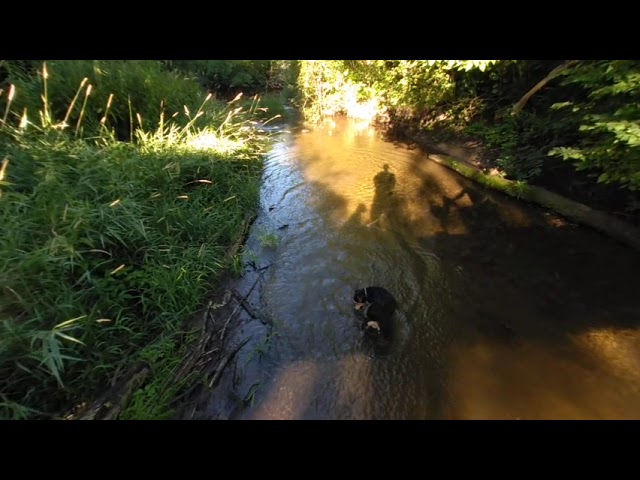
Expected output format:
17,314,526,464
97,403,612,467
370,163,396,224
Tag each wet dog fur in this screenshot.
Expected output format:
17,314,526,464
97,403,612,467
353,286,397,338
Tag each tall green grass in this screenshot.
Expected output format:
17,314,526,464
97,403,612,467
3,60,217,140
0,63,271,419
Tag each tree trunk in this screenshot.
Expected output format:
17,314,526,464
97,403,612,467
429,153,640,251
512,60,579,116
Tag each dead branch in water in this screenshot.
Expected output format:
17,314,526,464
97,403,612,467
174,290,233,382
207,337,252,388
172,262,273,413
68,362,150,420
171,337,251,408
231,289,259,319
219,264,271,341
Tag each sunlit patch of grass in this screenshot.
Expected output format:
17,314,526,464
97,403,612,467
0,63,270,419
187,132,247,154
2,60,211,140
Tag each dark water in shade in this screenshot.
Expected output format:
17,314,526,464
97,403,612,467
192,116,640,420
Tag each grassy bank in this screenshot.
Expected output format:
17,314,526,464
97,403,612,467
0,63,274,419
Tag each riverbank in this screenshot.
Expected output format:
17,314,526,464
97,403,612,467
376,118,640,251
0,85,274,420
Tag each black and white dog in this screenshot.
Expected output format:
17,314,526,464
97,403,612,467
353,286,397,338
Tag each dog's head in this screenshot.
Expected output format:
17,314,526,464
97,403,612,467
353,287,368,310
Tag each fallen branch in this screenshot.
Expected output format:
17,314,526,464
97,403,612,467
207,337,252,388
219,264,271,341
69,362,150,420
231,289,260,319
173,292,233,382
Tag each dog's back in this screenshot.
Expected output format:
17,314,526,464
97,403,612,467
354,286,397,338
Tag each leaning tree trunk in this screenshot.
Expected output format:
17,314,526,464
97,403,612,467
512,60,579,116
429,153,640,252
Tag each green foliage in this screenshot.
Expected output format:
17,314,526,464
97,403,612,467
168,60,272,95
381,61,456,110
272,61,301,102
1,60,210,140
465,107,583,182
352,61,501,109
297,60,502,124
296,61,349,122
239,92,290,123
439,60,500,72
549,60,640,190
296,59,640,194
339,61,453,113
119,333,196,420
0,73,268,419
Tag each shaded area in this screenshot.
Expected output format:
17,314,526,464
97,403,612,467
187,117,640,420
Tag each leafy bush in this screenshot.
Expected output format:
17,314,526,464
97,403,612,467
549,60,640,191
168,60,272,95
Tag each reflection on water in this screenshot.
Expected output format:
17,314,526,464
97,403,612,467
198,117,640,420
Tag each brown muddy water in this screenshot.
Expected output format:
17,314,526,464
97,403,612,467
186,116,640,420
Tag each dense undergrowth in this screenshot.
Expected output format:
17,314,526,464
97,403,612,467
0,60,289,419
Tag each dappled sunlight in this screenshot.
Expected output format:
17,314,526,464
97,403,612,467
543,212,572,228
247,360,320,420
452,189,474,208
426,198,470,235
320,117,337,135
570,327,640,387
345,118,377,141
244,352,377,420
342,79,380,121
446,337,640,419
398,158,476,236
345,101,379,122
293,117,543,237
333,352,376,414
293,118,479,234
